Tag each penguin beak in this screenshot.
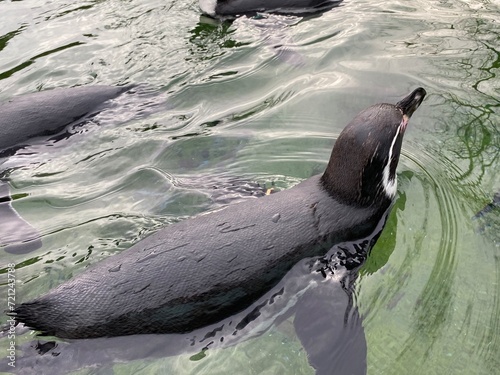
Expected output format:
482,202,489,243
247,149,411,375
396,87,426,118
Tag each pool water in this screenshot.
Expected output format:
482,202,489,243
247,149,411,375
0,0,499,374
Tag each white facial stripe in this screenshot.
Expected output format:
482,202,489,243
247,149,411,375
382,124,402,199
199,0,217,16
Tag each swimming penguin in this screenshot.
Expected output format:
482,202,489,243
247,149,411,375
11,87,426,339
199,0,343,18
0,85,131,157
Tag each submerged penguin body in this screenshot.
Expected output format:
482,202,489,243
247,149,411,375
200,0,342,17
12,88,426,339
0,85,130,156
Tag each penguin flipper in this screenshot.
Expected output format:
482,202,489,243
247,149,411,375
293,278,367,375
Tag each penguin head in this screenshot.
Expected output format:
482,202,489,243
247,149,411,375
321,87,426,208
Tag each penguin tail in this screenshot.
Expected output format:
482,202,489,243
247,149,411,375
6,300,57,337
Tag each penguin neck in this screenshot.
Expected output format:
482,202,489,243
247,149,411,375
319,145,393,209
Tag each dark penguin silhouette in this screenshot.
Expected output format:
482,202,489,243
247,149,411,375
11,88,426,340
0,85,131,254
199,0,343,18
0,85,131,157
